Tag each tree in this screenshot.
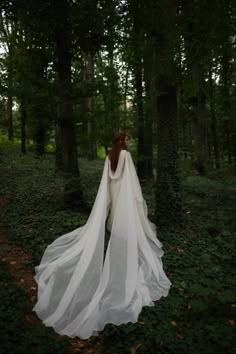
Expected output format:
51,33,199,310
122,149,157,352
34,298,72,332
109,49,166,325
208,65,220,169
0,8,17,141
153,0,182,226
52,0,85,208
74,0,104,159
218,0,235,165
181,0,210,175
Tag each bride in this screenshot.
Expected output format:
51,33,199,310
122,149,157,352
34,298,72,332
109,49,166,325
32,132,172,339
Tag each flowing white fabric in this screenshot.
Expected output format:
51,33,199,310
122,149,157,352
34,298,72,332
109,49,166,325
32,150,172,339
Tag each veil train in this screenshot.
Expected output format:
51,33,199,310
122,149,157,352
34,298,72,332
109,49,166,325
32,150,172,339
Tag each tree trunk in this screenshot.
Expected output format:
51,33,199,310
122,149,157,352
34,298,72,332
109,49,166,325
191,64,208,175
55,123,63,171
34,101,46,156
182,0,209,174
20,98,26,154
135,59,145,179
143,67,154,178
178,88,190,161
132,0,145,179
7,46,13,141
209,68,220,169
156,85,182,226
123,65,129,131
84,51,97,159
143,36,157,178
4,26,14,141
155,0,182,227
221,48,232,165
53,0,84,210
7,94,13,141
108,43,120,133
219,0,234,164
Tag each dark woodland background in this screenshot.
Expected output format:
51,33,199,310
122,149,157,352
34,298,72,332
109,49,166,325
0,1,235,353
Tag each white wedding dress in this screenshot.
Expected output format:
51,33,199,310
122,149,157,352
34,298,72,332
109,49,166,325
32,150,172,339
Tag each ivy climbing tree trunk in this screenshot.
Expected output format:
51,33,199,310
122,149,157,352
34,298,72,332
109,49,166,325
154,0,182,226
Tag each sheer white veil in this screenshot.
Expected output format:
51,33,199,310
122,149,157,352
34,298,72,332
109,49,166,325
33,150,171,339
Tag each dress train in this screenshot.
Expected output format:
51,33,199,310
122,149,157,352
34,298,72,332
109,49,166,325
32,150,172,339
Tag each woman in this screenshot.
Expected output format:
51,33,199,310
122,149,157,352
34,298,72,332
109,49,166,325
33,132,172,339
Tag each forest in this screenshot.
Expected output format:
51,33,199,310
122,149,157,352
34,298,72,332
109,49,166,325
0,0,235,353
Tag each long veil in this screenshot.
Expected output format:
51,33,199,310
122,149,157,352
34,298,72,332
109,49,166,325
32,151,172,339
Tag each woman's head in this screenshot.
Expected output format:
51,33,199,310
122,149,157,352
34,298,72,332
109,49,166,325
113,132,129,150
108,132,129,172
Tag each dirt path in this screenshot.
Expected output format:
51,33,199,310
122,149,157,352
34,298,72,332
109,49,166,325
0,195,103,354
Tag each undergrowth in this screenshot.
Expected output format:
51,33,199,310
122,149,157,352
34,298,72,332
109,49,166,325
0,144,235,353
0,260,70,354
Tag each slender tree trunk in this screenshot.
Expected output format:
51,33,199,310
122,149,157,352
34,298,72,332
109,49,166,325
34,97,46,156
7,47,13,141
144,67,154,178
108,44,120,133
191,66,208,175
209,68,220,169
221,50,232,164
123,65,129,131
225,123,232,164
55,122,63,170
20,98,26,154
178,88,189,160
132,0,145,178
99,42,120,137
135,58,145,178
219,0,234,165
84,51,97,159
4,28,14,141
7,94,13,141
35,121,46,156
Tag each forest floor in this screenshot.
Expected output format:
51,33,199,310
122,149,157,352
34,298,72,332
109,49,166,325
0,144,235,354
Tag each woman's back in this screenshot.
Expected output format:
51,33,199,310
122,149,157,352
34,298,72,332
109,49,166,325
107,149,127,231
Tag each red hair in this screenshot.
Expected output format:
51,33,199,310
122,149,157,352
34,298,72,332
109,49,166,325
108,132,128,172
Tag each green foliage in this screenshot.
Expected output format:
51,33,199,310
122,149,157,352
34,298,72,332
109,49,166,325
206,163,236,185
0,146,235,353
97,146,106,159
0,146,101,264
0,261,70,354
